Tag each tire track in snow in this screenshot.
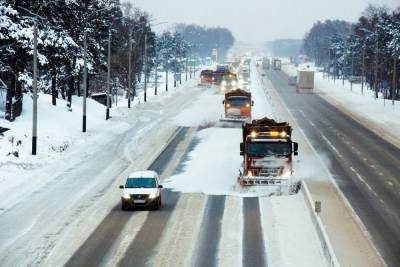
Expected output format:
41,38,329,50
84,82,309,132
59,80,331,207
191,195,226,267
243,197,267,267
118,127,197,267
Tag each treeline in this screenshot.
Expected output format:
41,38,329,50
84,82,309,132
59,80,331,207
265,39,303,57
175,24,235,61
0,0,190,121
302,5,400,99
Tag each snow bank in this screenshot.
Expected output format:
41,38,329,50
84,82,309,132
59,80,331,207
173,87,223,127
165,128,294,197
165,128,241,195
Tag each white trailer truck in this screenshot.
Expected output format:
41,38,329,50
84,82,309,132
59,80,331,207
296,70,314,93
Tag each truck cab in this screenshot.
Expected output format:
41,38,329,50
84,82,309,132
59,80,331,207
222,89,253,122
239,118,298,186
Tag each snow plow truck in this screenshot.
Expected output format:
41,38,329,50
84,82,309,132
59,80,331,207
221,89,253,123
238,117,299,186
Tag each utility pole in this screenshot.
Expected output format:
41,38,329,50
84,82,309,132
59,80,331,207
393,50,397,106
351,54,354,91
83,31,87,132
189,56,192,79
333,48,336,83
155,54,158,95
165,61,168,92
144,32,147,102
32,21,38,155
185,57,188,81
374,38,379,99
106,29,111,120
361,45,365,95
128,31,132,108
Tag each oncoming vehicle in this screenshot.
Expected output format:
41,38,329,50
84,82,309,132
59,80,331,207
119,171,163,210
220,72,238,92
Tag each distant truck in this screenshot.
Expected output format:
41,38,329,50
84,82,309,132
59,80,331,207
262,58,270,70
272,59,282,70
296,70,314,93
221,89,253,122
238,117,299,186
200,69,215,85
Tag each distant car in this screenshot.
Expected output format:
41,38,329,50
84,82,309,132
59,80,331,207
288,76,297,86
119,171,163,210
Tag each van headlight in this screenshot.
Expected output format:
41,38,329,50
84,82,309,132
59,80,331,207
281,169,292,178
123,193,131,199
148,193,157,199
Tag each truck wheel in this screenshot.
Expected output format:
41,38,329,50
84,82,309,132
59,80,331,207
121,203,127,211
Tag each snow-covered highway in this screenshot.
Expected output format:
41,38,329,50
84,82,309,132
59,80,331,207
0,68,332,267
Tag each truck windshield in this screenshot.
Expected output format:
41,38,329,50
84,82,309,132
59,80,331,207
125,178,156,188
227,96,249,107
247,142,291,157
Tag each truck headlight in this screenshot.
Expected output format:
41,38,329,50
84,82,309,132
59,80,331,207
231,81,237,86
123,193,131,199
148,193,157,199
221,81,227,86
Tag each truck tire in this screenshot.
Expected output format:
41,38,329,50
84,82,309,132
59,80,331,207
121,203,127,211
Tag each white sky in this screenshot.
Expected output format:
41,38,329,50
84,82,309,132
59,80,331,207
126,0,399,45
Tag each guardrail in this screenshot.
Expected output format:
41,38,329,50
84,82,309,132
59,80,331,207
301,180,341,267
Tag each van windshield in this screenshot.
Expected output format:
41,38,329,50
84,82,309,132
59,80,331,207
125,178,156,188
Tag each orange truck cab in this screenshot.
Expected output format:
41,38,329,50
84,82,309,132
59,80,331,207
222,89,253,122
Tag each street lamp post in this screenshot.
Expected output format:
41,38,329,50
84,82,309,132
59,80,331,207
106,29,111,120
83,31,88,132
144,32,147,102
32,21,38,155
128,32,132,108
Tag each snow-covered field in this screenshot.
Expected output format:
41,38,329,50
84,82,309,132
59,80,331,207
282,63,400,143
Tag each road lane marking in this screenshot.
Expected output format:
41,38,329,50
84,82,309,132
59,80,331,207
320,135,343,159
349,167,378,196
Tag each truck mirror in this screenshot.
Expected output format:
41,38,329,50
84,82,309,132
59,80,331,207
222,100,225,104
293,142,299,156
240,142,244,152
119,185,124,189
240,151,244,156
251,100,254,106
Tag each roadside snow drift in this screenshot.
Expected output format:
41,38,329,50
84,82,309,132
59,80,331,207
173,88,223,127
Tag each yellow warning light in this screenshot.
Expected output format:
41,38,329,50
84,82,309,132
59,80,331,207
270,131,279,137
280,131,287,138
250,131,258,138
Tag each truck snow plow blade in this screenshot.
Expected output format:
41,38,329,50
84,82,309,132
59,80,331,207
220,117,250,123
239,176,289,186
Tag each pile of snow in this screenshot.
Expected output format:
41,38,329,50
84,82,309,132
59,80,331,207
165,128,295,197
173,87,223,127
165,128,241,195
250,62,275,119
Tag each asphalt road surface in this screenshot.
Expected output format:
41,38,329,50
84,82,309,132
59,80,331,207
65,126,268,267
265,68,400,267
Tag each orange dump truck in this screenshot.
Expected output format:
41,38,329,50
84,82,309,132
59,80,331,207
221,89,253,123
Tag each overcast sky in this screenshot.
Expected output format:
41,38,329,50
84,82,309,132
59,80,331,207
126,0,399,45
